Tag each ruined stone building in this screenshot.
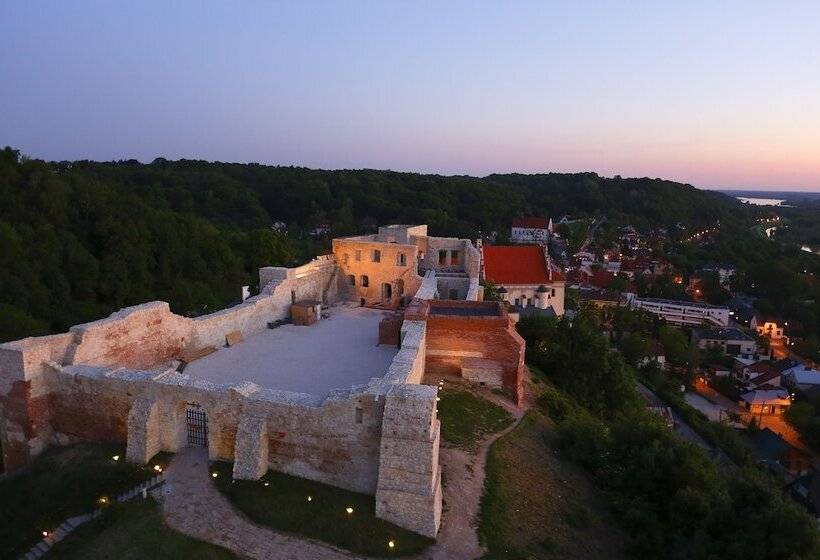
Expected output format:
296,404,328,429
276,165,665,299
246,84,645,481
0,225,525,538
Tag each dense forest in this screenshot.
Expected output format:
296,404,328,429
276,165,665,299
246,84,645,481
0,146,790,342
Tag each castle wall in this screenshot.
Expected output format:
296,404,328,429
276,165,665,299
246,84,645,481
0,242,443,536
419,237,481,278
410,300,525,406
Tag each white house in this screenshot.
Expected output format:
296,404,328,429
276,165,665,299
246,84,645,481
510,217,552,245
482,244,566,316
691,327,759,359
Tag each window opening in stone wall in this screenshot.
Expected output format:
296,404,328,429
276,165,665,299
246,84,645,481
383,283,392,301
373,249,381,263
450,250,459,265
438,250,447,265
397,253,406,266
361,275,369,287
355,407,363,424
291,290,296,303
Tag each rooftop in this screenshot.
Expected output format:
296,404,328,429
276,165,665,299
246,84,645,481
183,305,398,397
512,217,551,229
637,297,728,310
693,327,755,341
483,245,564,285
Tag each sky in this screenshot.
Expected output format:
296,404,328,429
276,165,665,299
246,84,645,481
1,1,819,190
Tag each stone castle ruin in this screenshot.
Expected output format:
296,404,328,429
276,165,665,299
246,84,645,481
0,225,525,537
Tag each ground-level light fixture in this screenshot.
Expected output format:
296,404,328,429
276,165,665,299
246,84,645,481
264,482,270,487
112,455,120,461
307,495,312,502
212,472,218,478
153,465,162,472
345,507,354,514
388,540,395,549
42,531,49,537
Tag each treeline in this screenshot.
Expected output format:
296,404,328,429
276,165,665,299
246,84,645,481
519,312,820,559
0,147,743,342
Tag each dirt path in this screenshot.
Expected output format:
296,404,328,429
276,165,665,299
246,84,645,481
160,381,527,560
419,385,526,560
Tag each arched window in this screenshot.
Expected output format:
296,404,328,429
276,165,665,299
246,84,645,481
361,275,369,287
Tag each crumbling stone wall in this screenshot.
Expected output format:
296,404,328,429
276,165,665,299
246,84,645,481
419,237,481,278
408,299,525,406
0,333,73,470
0,250,442,537
332,237,422,307
375,384,442,537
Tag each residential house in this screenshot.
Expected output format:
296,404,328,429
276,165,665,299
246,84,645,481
482,244,566,316
573,288,624,309
782,365,820,390
733,360,781,389
691,327,758,359
510,217,552,245
752,315,790,343
740,389,792,416
747,428,811,475
639,341,667,369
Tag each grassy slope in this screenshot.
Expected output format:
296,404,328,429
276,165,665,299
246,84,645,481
211,462,433,557
48,499,237,560
0,443,172,557
479,410,627,560
437,386,514,450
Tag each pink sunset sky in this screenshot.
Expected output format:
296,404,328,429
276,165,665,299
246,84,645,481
1,1,819,190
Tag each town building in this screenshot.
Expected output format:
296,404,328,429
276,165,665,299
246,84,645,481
739,389,792,416
747,427,810,475
573,288,624,309
631,297,730,327
733,360,781,389
510,217,552,245
691,327,759,359
480,244,566,316
782,365,820,390
752,315,789,342
0,224,524,538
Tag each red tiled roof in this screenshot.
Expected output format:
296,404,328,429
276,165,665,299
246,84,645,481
483,245,563,285
512,217,551,229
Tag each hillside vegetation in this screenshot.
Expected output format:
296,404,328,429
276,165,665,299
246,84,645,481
0,147,743,342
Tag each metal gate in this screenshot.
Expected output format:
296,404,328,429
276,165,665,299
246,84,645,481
186,404,208,447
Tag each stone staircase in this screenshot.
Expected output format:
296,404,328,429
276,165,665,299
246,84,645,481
20,474,166,559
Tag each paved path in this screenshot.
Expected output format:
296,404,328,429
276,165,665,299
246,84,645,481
161,448,356,560
684,392,725,422
160,380,527,560
636,382,735,470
